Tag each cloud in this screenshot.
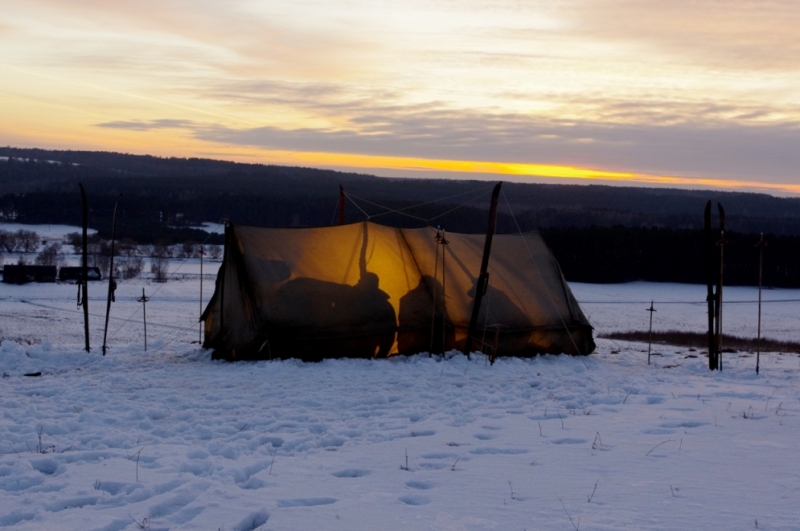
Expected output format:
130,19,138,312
184,110,800,183
96,119,198,131
571,0,800,71
7,0,800,193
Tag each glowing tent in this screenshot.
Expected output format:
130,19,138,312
201,220,595,361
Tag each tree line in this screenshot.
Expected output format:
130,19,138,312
2,148,799,287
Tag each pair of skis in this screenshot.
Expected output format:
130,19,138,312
704,201,726,370
78,184,121,355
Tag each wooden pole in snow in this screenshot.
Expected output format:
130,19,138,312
137,288,150,351
79,184,90,353
704,201,717,370
646,301,656,365
756,233,766,374
716,203,727,370
199,246,204,344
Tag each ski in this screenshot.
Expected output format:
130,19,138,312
716,203,726,370
79,184,90,353
704,200,716,370
101,194,122,356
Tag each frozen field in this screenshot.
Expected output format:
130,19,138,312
1,264,800,529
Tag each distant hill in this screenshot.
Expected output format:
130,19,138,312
2,146,799,286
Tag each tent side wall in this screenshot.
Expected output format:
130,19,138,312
202,225,262,358
399,229,595,356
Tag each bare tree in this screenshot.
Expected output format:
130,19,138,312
180,241,199,259
208,244,222,259
151,255,170,283
35,242,66,269
15,230,40,253
0,230,15,253
116,238,144,279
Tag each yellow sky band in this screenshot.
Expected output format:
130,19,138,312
269,150,800,195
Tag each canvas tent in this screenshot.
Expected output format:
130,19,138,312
202,221,595,361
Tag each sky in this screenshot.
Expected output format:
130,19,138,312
1,0,799,195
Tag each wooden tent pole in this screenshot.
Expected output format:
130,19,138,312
339,184,346,225
199,245,204,344
463,182,502,358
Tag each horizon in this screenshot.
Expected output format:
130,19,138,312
2,1,799,196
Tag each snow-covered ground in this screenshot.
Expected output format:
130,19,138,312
0,223,96,243
2,271,800,529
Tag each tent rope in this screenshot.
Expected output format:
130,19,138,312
345,193,428,222
344,183,496,224
344,193,371,219
109,228,218,342
426,189,493,222
501,190,585,357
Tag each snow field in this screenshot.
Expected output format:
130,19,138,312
1,260,800,529
1,342,799,530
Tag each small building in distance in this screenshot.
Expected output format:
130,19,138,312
58,267,102,283
2,265,57,284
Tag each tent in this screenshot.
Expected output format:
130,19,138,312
201,221,595,361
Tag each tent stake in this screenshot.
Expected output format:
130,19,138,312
463,182,502,358
78,184,91,353
137,288,150,351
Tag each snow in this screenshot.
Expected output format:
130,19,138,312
0,223,96,243
2,271,800,529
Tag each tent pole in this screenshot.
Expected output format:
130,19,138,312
339,184,346,225
463,182,502,358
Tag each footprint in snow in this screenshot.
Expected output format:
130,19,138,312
406,480,436,490
399,495,430,506
551,438,588,445
331,469,371,478
233,508,269,531
469,447,529,455
277,498,337,507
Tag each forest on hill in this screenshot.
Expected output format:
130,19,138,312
2,146,799,287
